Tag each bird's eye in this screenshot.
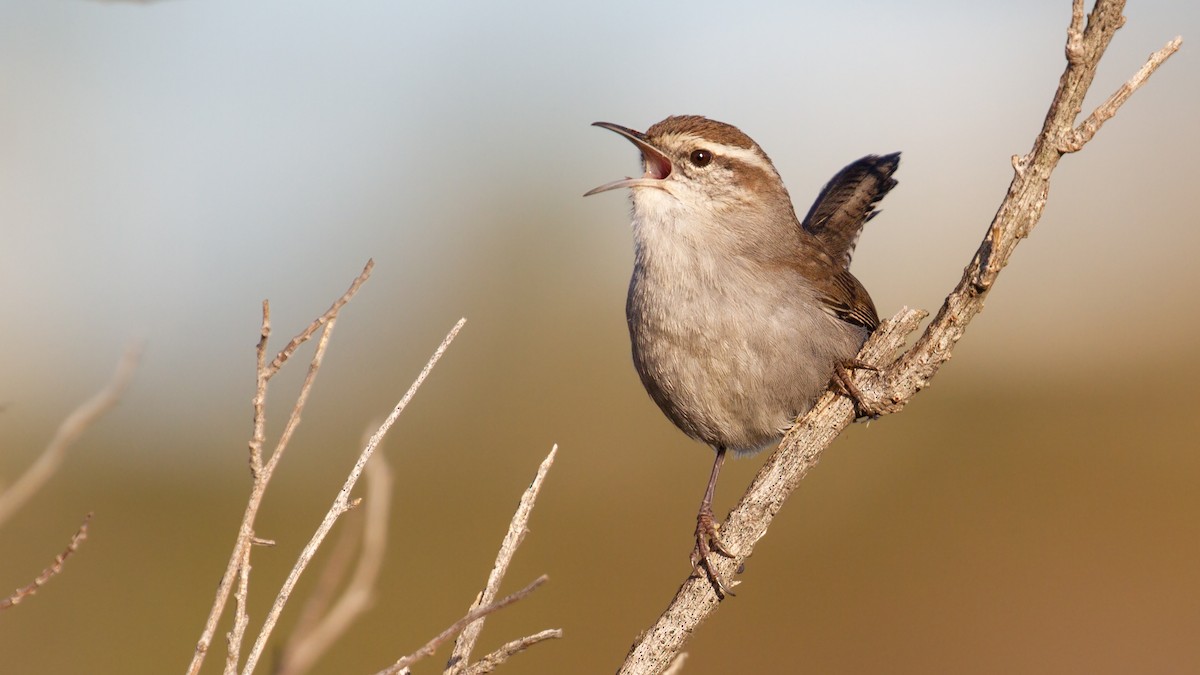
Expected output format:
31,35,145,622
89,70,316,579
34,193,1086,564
689,149,713,167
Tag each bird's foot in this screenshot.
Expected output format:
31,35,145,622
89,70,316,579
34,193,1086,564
833,358,900,419
690,506,737,597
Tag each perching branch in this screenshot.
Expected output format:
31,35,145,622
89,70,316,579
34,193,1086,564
619,1,1181,672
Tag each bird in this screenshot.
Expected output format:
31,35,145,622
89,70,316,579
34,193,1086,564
584,115,899,594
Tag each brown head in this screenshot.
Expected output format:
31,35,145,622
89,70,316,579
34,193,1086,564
584,115,799,230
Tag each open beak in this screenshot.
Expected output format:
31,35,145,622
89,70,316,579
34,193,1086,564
584,122,674,196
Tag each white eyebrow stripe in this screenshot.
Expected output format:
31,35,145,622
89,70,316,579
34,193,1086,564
713,144,776,175
665,133,776,175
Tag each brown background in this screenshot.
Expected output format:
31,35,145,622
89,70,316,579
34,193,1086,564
2,1,1198,673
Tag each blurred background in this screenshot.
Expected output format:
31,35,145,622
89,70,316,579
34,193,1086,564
2,0,1197,673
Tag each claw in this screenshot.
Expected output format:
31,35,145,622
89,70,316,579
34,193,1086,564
691,506,736,597
833,358,894,418
689,447,739,597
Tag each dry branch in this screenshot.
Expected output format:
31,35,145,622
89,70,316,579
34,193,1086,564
459,629,565,675
446,445,559,673
224,543,253,675
360,446,560,675
618,1,1181,672
376,575,551,675
188,255,554,675
276,450,394,675
238,318,466,675
1,513,91,610
188,261,376,674
0,344,140,529
368,445,560,674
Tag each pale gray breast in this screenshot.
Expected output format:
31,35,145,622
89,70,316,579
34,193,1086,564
626,251,867,453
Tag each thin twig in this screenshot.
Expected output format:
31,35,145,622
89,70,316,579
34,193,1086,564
280,502,363,665
446,445,559,673
618,2,1181,672
277,451,395,675
224,542,253,675
1063,36,1181,151
285,501,364,646
0,345,140,529
232,299,346,668
376,575,550,675
250,299,271,478
187,261,374,675
239,318,466,675
1,513,92,609
262,306,341,478
265,260,375,379
459,629,564,675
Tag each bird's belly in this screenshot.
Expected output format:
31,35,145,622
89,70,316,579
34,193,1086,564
628,275,865,453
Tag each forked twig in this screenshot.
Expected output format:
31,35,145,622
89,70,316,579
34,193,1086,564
459,629,565,675
445,445,559,673
238,318,466,674
187,261,375,675
376,576,550,675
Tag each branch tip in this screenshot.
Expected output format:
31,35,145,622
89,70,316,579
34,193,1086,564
1,513,92,610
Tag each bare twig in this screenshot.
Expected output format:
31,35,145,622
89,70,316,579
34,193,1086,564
187,261,374,675
1,513,92,609
264,264,374,380
446,445,559,673
619,2,1181,672
285,500,364,645
376,575,550,675
249,299,271,479
239,318,466,675
280,515,362,670
459,629,565,675
277,451,395,675
0,345,140,529
224,542,253,675
1063,35,1181,151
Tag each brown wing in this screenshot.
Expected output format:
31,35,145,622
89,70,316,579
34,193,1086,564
801,153,900,269
818,269,880,331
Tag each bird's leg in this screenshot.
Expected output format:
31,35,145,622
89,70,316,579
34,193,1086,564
691,446,736,597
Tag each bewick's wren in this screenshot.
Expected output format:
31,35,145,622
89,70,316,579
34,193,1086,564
585,115,899,594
